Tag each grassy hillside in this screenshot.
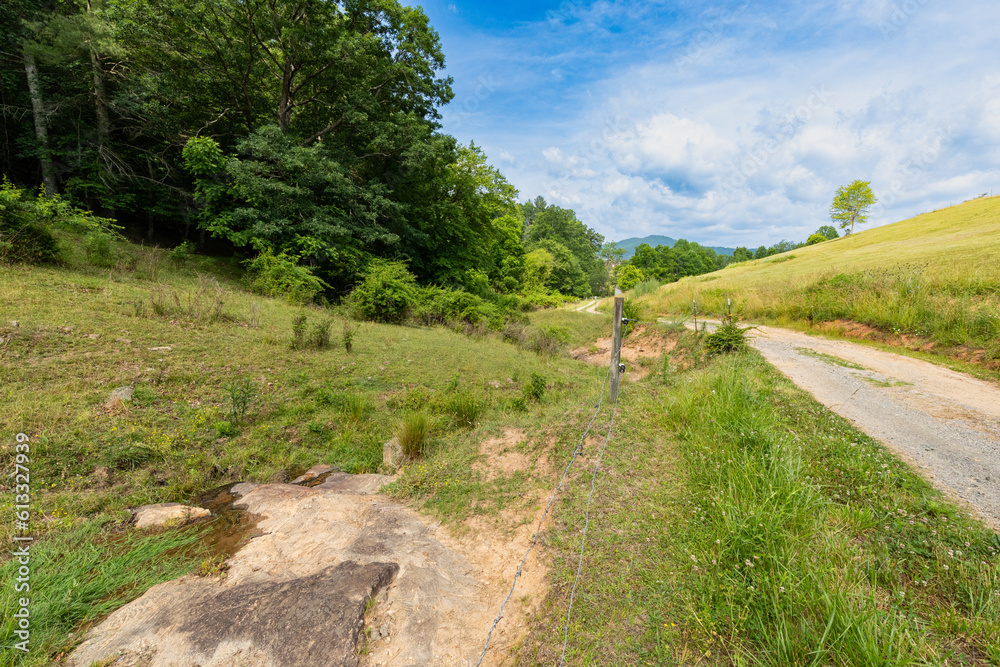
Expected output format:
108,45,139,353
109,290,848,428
2,236,999,665
635,195,1000,365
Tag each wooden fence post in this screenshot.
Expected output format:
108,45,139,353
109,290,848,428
610,297,624,402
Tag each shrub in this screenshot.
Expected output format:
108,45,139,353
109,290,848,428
529,324,571,355
704,317,751,354
397,412,430,458
170,240,197,263
84,231,118,268
290,314,308,349
448,393,483,429
524,372,546,402
349,259,419,324
245,249,326,305
310,318,332,349
0,181,58,264
342,318,355,352
222,378,255,422
622,298,645,336
415,286,501,328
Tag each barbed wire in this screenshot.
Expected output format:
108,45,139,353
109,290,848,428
476,365,612,667
558,373,622,666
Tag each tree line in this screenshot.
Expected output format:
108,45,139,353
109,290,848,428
0,0,610,309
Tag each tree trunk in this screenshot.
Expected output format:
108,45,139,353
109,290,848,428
90,48,110,147
278,56,294,130
23,51,58,196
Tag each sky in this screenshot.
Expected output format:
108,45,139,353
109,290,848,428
416,0,1000,247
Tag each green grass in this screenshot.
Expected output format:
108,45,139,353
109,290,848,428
795,347,869,370
0,516,208,666
639,196,1000,365
0,240,611,664
518,350,1000,665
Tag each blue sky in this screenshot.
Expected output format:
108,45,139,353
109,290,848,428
417,0,1000,247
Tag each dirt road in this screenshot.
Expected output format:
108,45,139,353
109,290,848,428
695,322,1000,529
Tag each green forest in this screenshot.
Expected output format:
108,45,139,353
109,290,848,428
2,0,784,321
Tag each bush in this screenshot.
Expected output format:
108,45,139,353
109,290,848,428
245,249,326,305
524,372,546,402
170,240,197,263
84,231,118,268
0,181,58,264
448,393,483,428
348,259,419,324
415,286,499,327
704,317,751,354
397,412,430,458
622,298,645,336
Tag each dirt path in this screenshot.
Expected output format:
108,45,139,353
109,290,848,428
573,298,600,313
689,321,1000,529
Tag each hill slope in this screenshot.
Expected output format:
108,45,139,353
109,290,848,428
613,234,735,259
637,195,1000,362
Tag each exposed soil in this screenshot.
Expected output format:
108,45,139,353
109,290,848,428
693,320,1000,530
570,325,676,381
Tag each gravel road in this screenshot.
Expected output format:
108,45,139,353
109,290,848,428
690,321,1000,529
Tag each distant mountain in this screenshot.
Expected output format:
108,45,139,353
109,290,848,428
612,235,735,259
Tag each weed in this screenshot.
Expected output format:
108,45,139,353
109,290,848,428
524,372,546,402
291,314,308,349
310,318,332,349
704,317,751,354
215,421,238,438
796,347,868,370
344,392,372,421
448,393,483,429
397,412,430,458
195,553,228,578
222,378,255,422
170,240,197,264
342,318,355,353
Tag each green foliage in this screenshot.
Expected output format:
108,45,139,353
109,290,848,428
831,180,877,234
704,317,751,354
245,249,326,305
447,393,483,428
622,298,645,336
807,233,828,245
415,286,500,327
289,313,332,350
215,421,238,438
524,372,546,402
616,264,645,291
84,231,118,268
349,259,420,324
222,378,255,422
398,412,431,458
169,240,197,264
630,278,661,298
817,225,840,240
342,318,355,353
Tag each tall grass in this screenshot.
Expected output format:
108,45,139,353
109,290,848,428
0,517,206,666
640,196,1000,358
397,411,431,458
541,352,1000,664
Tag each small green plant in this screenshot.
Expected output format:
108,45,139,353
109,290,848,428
397,411,430,458
315,387,335,406
660,354,676,386
245,248,326,305
84,231,118,268
222,378,255,422
704,316,751,354
310,318,332,349
508,396,528,412
622,298,645,336
348,259,420,323
448,393,482,428
524,372,546,402
195,553,228,578
342,317,355,352
215,421,238,438
170,240,197,264
290,314,308,349
344,392,372,421
445,373,460,393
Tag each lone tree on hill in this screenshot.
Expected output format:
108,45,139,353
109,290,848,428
830,180,877,234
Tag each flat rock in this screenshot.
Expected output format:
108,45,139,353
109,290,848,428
110,386,134,402
71,479,505,667
149,346,172,352
133,503,210,529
